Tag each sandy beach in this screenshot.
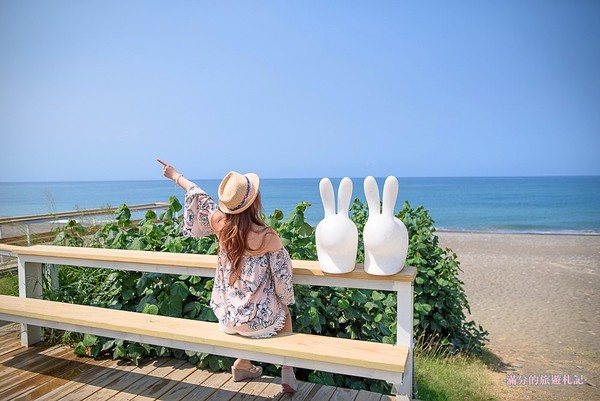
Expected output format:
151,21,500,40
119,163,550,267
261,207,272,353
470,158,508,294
437,232,600,400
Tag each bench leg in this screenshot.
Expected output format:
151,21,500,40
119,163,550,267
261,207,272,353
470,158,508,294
18,260,43,346
392,348,413,398
395,282,414,399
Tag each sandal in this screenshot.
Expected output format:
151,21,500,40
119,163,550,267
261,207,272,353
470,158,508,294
231,364,263,382
281,366,297,393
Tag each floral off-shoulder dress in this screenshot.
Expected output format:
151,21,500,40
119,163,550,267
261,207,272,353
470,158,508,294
182,186,295,338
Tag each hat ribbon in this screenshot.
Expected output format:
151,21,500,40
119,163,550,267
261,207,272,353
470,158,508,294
230,176,252,212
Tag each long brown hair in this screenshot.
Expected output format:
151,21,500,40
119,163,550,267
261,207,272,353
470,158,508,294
218,192,270,286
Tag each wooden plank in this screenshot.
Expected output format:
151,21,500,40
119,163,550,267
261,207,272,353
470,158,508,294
13,357,117,401
0,342,64,369
255,376,285,399
0,346,75,399
228,376,276,401
0,334,21,350
0,324,20,345
178,371,236,401
0,350,99,400
70,357,165,400
199,375,250,401
355,390,383,401
308,383,337,400
0,344,71,382
278,380,317,401
31,356,120,401
46,358,139,401
0,244,417,284
157,367,215,401
0,339,26,358
0,296,407,376
129,360,197,401
331,387,360,401
106,357,188,401
0,326,20,341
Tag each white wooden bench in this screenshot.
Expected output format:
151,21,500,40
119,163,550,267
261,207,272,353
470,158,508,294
0,244,416,399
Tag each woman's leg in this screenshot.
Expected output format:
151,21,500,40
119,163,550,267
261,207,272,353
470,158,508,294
280,306,297,393
228,326,261,381
281,305,293,333
233,359,254,369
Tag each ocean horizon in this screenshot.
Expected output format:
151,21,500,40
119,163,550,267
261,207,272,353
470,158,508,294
1,176,599,235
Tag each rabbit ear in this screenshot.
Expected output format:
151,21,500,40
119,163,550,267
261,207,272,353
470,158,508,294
382,176,398,216
337,177,353,216
319,177,335,218
383,175,398,216
364,176,381,214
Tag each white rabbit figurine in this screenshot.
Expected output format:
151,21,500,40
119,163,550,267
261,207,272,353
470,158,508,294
363,176,409,275
315,177,358,274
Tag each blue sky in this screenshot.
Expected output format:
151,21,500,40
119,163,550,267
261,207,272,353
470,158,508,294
1,1,599,182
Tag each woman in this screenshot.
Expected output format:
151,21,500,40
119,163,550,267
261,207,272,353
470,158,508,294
157,159,297,393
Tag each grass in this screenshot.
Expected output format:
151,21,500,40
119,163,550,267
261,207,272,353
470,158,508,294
415,352,499,401
413,334,500,401
0,271,18,296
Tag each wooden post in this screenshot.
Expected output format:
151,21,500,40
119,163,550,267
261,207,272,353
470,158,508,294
25,224,32,246
394,281,414,398
18,258,43,346
45,264,60,292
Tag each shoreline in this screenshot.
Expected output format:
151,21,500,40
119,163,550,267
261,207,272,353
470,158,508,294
436,228,600,237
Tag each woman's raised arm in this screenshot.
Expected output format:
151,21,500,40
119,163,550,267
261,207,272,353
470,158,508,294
157,158,195,191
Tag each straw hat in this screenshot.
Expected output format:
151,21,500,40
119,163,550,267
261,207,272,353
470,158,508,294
218,171,260,214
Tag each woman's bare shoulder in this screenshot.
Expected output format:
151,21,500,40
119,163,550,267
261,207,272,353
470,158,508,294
262,228,283,252
246,226,283,254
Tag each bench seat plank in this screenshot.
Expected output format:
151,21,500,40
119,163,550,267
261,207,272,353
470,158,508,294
0,295,407,382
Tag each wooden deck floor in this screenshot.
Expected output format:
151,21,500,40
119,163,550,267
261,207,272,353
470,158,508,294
0,323,397,401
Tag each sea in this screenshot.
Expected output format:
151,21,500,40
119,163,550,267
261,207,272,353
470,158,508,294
1,176,599,235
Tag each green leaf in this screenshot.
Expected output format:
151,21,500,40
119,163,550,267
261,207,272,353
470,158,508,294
159,294,183,317
82,334,98,347
169,196,182,213
298,223,314,236
144,210,157,220
271,209,284,221
122,288,135,301
127,343,146,365
171,281,189,299
337,299,350,310
101,340,116,353
115,204,131,225
74,342,87,356
128,237,146,250
372,291,385,302
142,303,159,315
183,301,202,317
